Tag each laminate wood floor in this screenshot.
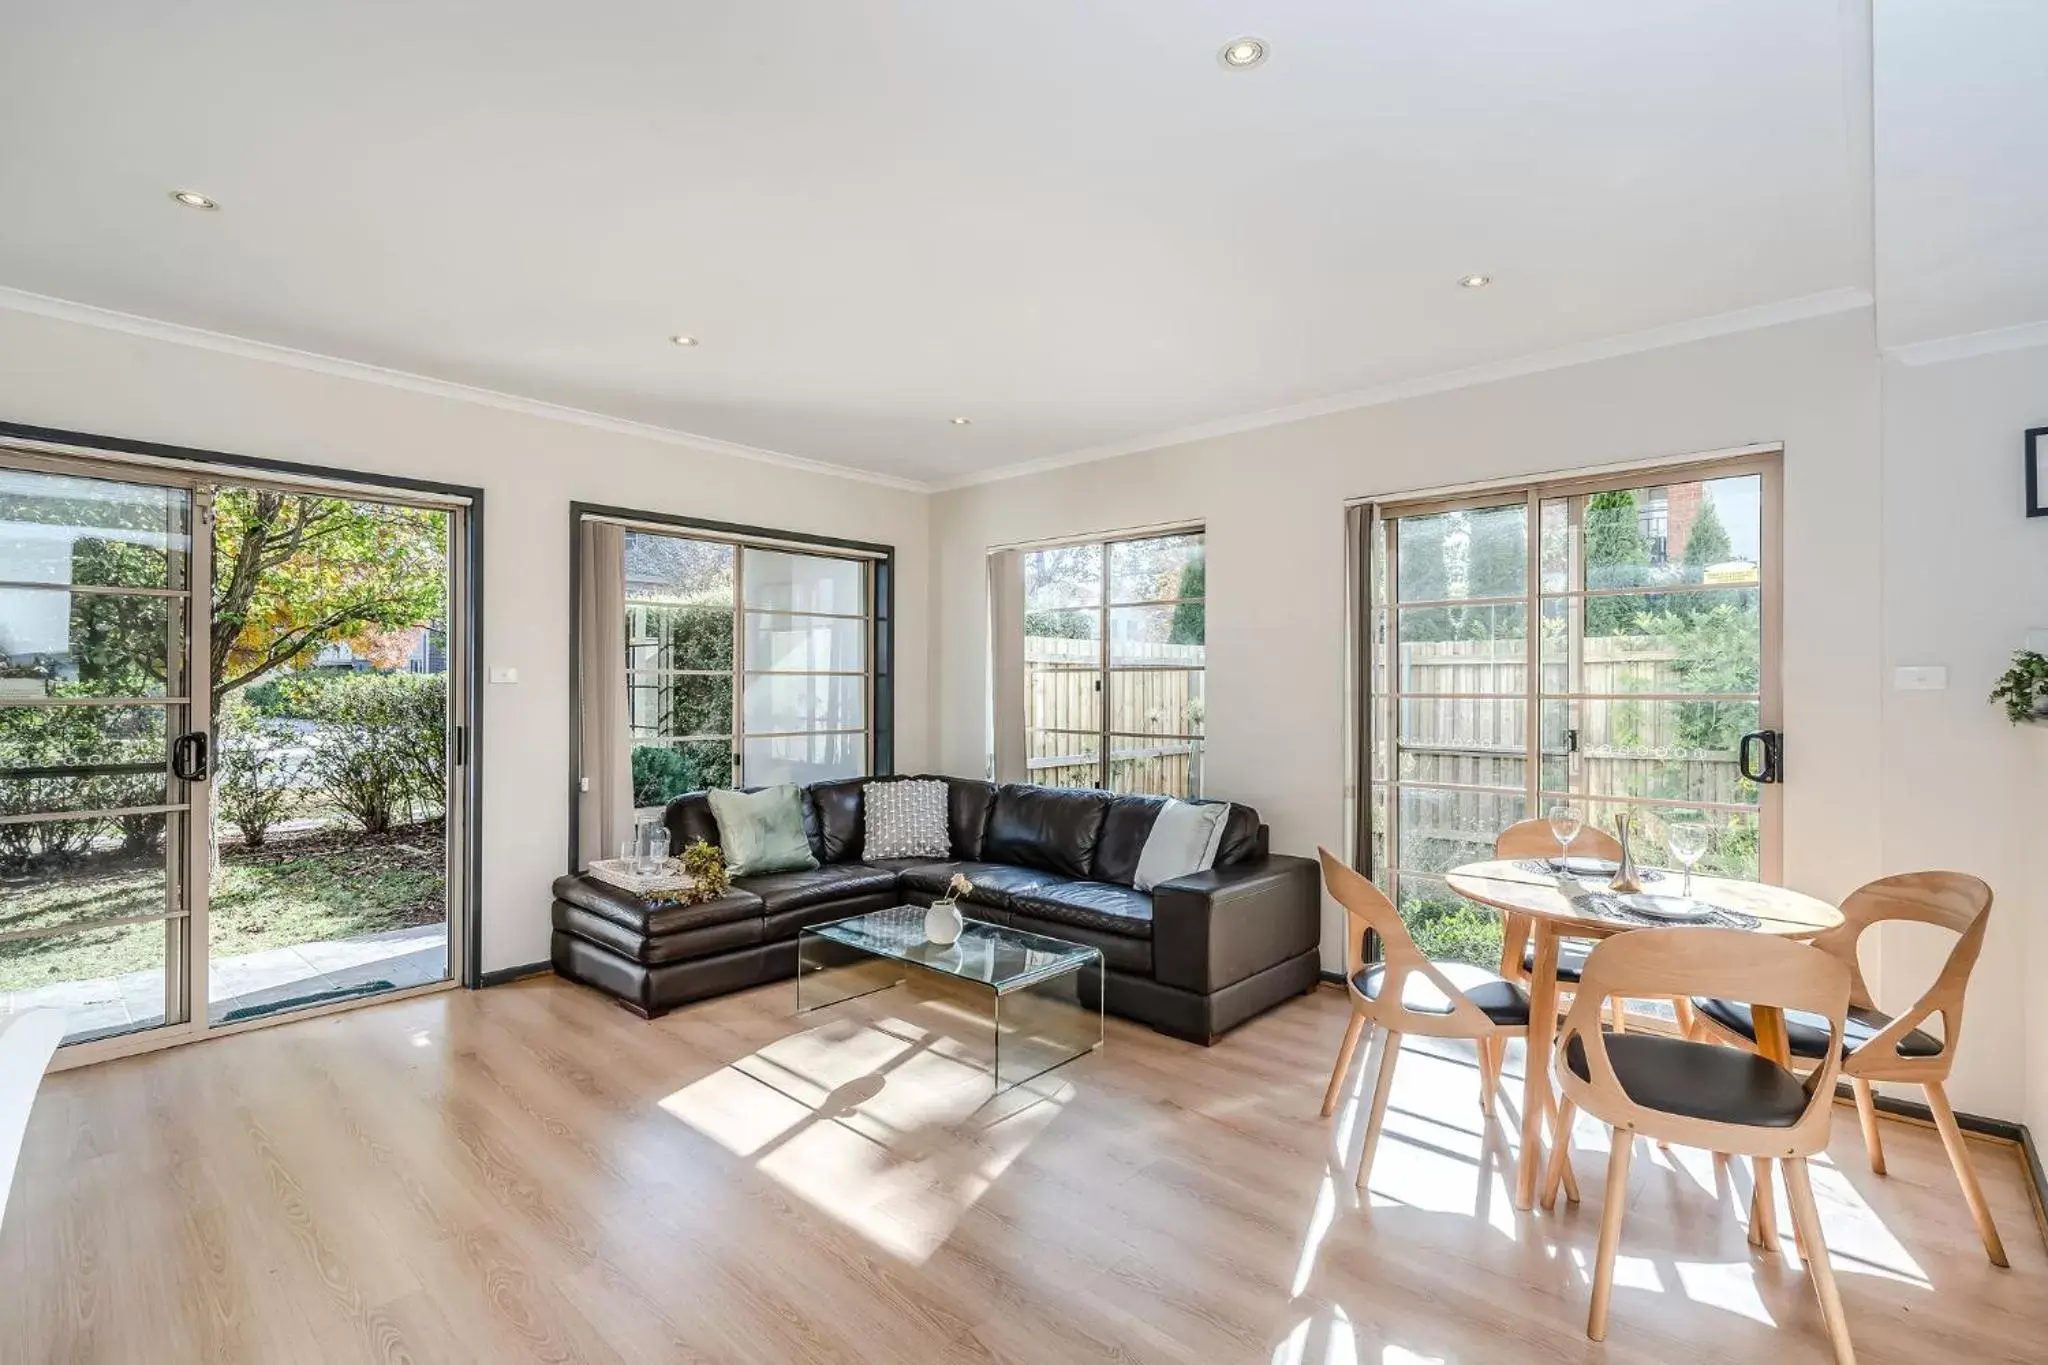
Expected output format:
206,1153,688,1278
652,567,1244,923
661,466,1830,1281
2,976,2042,1364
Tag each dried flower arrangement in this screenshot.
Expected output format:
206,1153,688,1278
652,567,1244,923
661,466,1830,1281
643,840,731,906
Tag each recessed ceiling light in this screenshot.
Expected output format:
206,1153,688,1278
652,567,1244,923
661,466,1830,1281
1219,37,1268,69
1459,274,1492,289
669,334,699,347
171,190,218,210
949,417,972,426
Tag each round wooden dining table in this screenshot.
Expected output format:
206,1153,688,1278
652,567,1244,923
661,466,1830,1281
1444,859,1845,1215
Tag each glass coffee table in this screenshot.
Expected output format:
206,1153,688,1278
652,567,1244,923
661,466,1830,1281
796,906,1104,1092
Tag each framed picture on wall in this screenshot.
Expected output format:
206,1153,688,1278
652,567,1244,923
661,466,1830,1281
2030,427,2048,517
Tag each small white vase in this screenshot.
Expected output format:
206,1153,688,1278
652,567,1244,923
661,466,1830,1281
925,899,964,946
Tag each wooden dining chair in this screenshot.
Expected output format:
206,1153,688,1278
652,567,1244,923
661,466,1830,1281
1686,871,2006,1266
1316,849,1543,1190
1548,929,1856,1363
1494,818,1648,1033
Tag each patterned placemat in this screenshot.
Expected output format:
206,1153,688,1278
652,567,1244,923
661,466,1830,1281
1514,859,1666,884
1565,888,1760,931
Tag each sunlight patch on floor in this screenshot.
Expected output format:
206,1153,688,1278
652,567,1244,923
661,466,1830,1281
1273,1304,1455,1365
657,1002,1070,1263
1348,1044,1519,1235
1669,1258,1778,1326
1553,1088,1930,1289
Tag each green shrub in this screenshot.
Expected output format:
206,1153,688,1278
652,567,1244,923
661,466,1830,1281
241,677,291,717
0,693,157,870
631,743,730,806
1400,891,1504,968
216,702,300,848
300,673,445,833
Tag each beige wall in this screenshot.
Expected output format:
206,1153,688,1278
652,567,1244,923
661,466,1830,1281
10,297,2042,1126
0,307,932,974
1878,345,2048,1128
933,307,2041,1123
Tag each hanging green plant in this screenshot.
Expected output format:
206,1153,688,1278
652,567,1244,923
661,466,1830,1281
1988,649,2048,724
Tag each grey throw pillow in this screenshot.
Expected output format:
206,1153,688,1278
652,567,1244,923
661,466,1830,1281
1134,799,1232,891
707,785,818,877
862,779,950,859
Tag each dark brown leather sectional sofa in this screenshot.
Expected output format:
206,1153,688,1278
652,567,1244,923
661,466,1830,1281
550,775,1321,1044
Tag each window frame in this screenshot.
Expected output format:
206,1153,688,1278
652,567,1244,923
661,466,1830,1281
1021,525,1205,796
568,504,893,869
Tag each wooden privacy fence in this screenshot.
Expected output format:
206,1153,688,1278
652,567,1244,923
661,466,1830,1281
1026,636,1203,796
1393,636,1753,809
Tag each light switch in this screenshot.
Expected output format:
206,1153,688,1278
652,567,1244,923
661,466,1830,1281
1893,665,1948,691
488,666,519,685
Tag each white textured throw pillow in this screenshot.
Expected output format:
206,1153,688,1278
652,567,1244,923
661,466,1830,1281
863,779,951,860
1134,799,1232,891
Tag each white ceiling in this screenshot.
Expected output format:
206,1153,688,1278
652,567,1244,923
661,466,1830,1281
1873,1,2048,351
0,1,1974,487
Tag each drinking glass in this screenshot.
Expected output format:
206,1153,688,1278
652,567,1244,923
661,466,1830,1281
619,837,638,870
1667,818,1710,896
644,826,671,872
1547,804,1582,867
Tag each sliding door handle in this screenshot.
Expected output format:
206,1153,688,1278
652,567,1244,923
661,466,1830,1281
1737,730,1782,785
171,732,211,782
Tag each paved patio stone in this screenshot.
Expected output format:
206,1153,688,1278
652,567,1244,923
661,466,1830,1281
2,921,450,1041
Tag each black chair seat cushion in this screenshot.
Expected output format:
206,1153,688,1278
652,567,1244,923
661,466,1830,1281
1690,997,1944,1061
1522,939,1594,983
734,864,899,915
550,873,764,937
1353,962,1530,1026
879,860,1064,910
1566,1033,1811,1128
1011,881,1154,939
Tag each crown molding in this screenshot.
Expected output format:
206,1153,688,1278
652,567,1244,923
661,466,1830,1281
1886,317,2048,368
932,287,1876,492
2,281,1896,499
0,285,932,493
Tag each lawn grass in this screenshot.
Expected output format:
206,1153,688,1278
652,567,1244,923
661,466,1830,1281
0,822,444,991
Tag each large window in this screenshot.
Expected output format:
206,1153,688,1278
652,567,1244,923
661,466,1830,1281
1021,529,1205,797
625,529,878,806
1361,457,1779,966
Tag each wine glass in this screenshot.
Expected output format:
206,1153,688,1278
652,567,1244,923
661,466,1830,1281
1547,804,1582,868
1667,817,1710,896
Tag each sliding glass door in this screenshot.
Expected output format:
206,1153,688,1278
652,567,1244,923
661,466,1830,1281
0,446,471,1060
0,468,201,1045
204,490,458,1025
1366,455,1780,969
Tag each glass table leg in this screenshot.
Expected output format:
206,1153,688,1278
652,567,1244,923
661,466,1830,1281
795,931,901,1014
990,952,1105,1093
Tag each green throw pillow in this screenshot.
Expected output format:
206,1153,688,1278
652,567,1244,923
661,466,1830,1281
707,785,818,877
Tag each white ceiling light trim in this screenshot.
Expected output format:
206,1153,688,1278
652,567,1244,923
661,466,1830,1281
1886,317,2048,367
0,285,927,492
1219,37,1268,69
933,287,1875,492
